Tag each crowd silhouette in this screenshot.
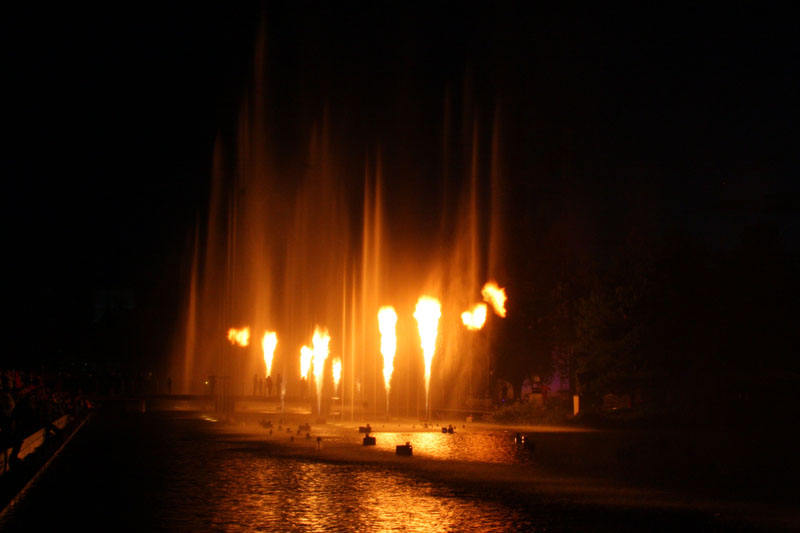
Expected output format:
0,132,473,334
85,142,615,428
1,369,91,472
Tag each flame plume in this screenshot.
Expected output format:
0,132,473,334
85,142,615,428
311,327,331,415
378,306,398,412
227,327,250,347
332,357,342,392
413,296,441,416
261,331,277,377
461,303,487,330
481,281,507,318
300,345,313,380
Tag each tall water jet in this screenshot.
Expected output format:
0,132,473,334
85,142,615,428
483,108,505,405
189,135,228,395
349,266,356,420
261,331,277,377
173,21,512,413
414,296,441,417
427,97,490,411
281,115,351,401
378,306,397,414
233,25,276,390
311,327,331,415
487,107,505,287
181,222,199,394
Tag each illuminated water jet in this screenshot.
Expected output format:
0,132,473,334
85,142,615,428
413,296,441,417
261,331,277,377
175,27,508,411
377,306,397,413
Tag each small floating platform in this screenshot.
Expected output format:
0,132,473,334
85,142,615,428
515,433,534,450
396,442,413,456
363,435,376,446
358,425,372,433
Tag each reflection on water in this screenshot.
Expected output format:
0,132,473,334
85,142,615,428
296,423,532,465
156,424,534,531
203,456,530,532
366,430,530,464
1,410,725,532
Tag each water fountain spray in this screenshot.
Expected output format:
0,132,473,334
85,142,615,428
378,306,397,414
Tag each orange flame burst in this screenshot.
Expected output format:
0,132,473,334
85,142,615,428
481,281,507,318
332,357,342,392
378,306,398,409
461,303,488,330
300,345,313,380
261,331,277,377
414,296,441,415
311,327,331,414
227,327,250,347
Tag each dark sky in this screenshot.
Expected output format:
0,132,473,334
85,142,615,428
3,3,798,367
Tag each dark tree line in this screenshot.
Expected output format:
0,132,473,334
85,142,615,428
494,223,799,423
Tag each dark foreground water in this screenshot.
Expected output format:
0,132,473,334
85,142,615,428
1,403,796,531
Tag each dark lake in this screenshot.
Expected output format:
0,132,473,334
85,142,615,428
1,401,795,531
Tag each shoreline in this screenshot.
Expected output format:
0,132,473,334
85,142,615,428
193,408,799,530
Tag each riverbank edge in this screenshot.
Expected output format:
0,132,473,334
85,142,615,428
0,409,95,519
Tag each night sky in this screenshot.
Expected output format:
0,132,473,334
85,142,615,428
4,3,798,371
